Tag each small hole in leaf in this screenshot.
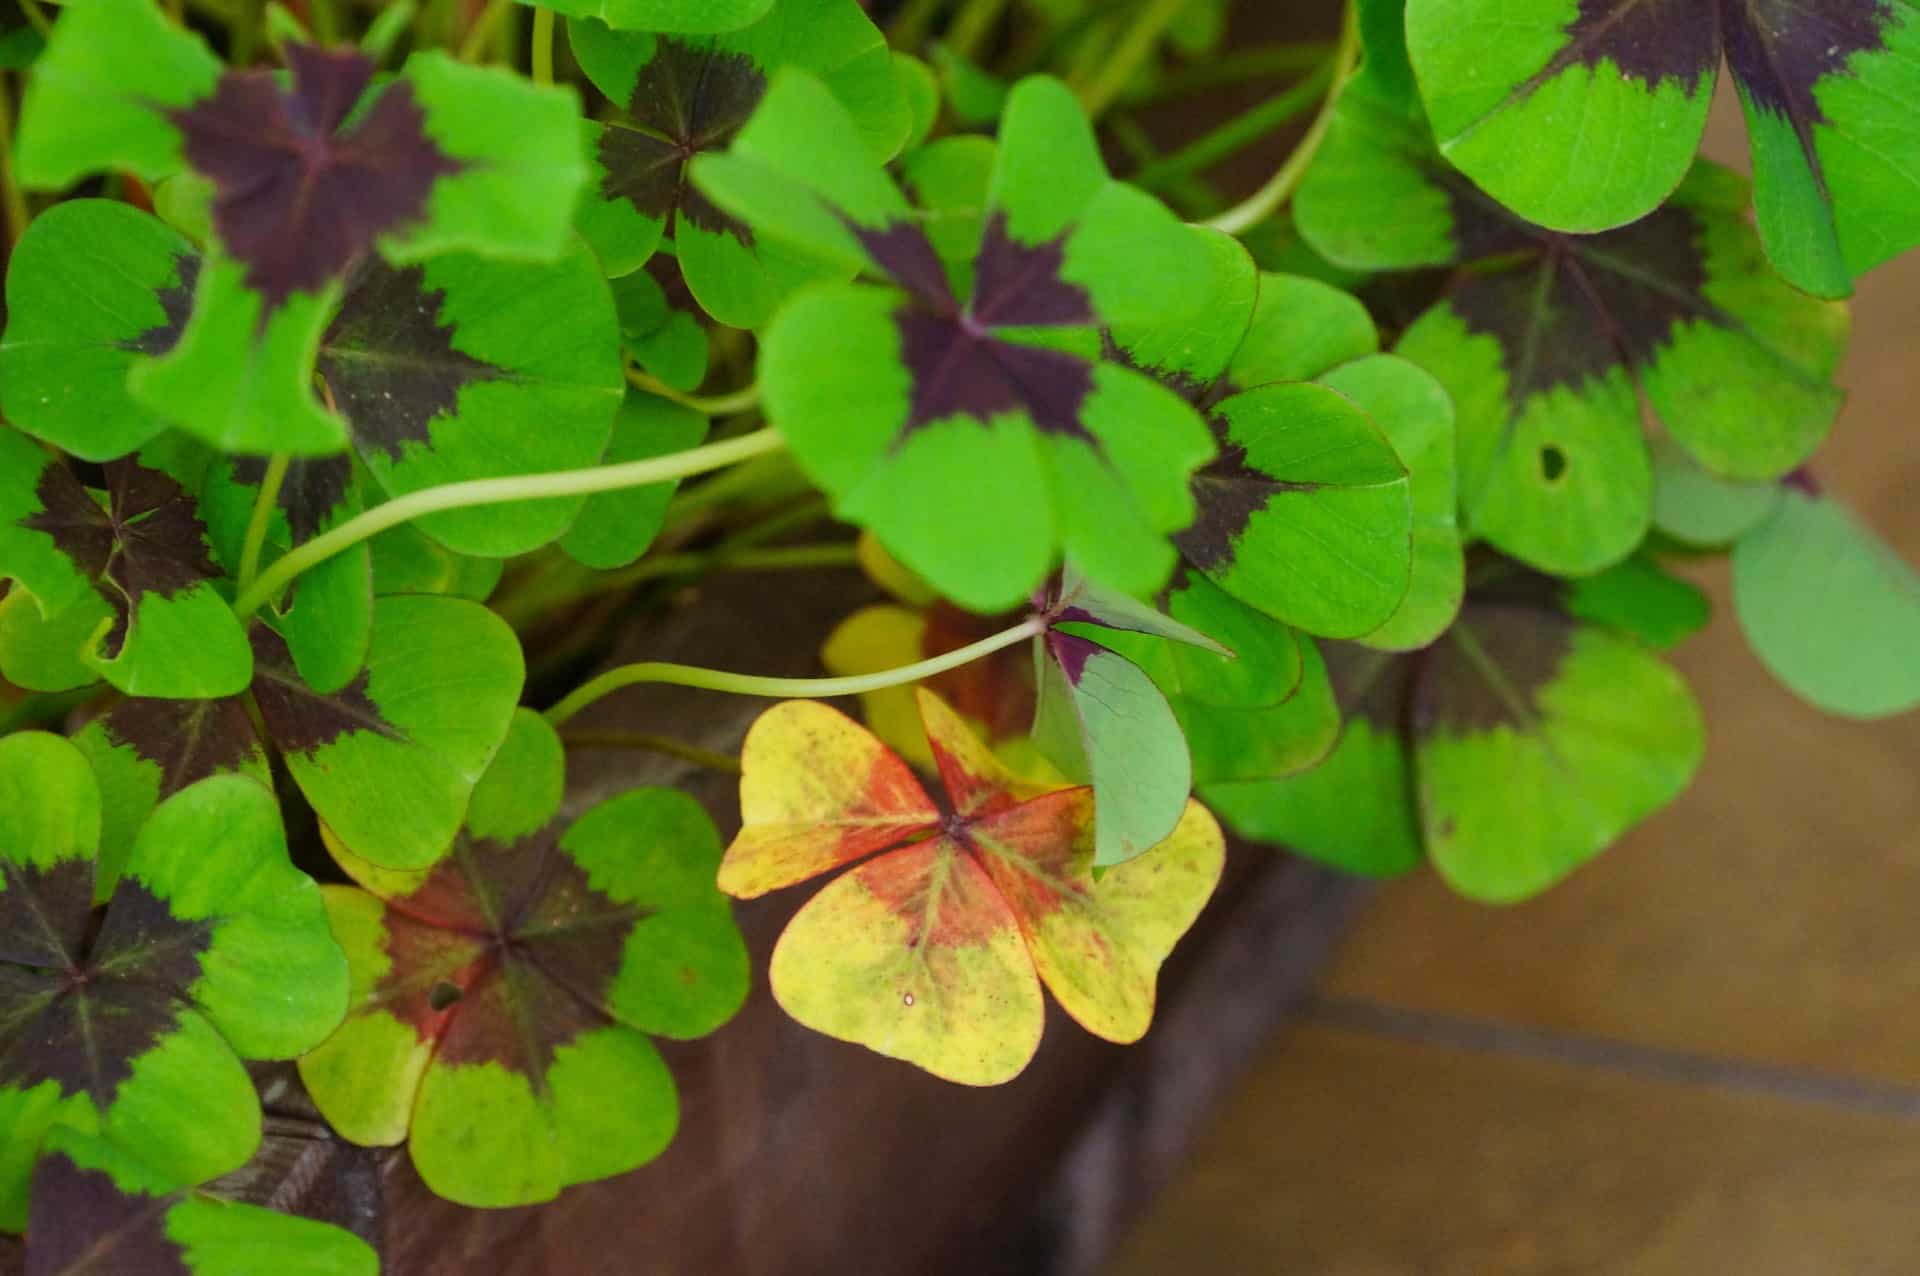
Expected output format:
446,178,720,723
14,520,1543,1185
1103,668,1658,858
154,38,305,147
1540,445,1567,481
902,992,916,1007
428,981,463,1011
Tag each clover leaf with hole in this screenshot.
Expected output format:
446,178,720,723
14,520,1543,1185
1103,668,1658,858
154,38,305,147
1295,0,1850,577
1404,0,1920,297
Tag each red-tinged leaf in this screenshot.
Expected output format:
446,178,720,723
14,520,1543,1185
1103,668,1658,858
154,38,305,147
717,700,941,899
725,691,1226,1084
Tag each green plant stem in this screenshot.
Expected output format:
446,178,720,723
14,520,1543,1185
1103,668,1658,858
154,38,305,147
626,367,762,417
16,0,50,35
544,615,1045,726
530,5,555,84
1132,58,1335,191
233,428,787,619
557,730,742,774
1141,40,1332,102
237,453,291,593
1076,0,1190,117
0,75,30,246
888,0,946,51
944,0,1008,59
1202,5,1361,237
458,0,512,61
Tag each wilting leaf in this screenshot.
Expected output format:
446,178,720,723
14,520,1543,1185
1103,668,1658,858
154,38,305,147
1404,0,1920,296
1295,11,1848,575
1733,487,1920,719
300,711,748,1207
719,691,1223,1085
570,0,909,325
0,743,346,1229
695,72,1221,609
0,201,199,462
0,432,251,699
528,0,775,34
27,1125,376,1276
561,393,709,570
1209,557,1706,902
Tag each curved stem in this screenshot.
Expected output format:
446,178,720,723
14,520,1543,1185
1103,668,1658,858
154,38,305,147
1133,57,1335,191
1076,0,1191,117
530,5,555,84
237,453,290,593
1202,4,1361,237
544,616,1045,726
625,366,761,417
233,428,786,619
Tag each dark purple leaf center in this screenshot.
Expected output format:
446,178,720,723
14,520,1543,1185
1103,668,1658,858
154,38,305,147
27,1153,188,1276
1329,561,1576,739
20,460,223,656
121,253,201,358
0,866,212,1106
315,258,507,464
854,212,1101,444
376,833,650,1081
597,39,766,243
170,43,462,308
1441,180,1717,409
231,454,356,544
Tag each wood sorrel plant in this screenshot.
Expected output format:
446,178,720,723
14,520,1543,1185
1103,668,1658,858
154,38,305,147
0,0,1915,1265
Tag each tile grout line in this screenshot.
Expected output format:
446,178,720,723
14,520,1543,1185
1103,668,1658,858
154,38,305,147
1304,995,1920,1122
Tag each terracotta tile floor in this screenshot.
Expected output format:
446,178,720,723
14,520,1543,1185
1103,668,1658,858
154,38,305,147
1107,97,1920,1275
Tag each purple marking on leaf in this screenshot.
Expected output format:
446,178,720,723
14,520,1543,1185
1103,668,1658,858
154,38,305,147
1782,467,1822,496
170,44,462,309
970,212,1096,328
232,455,355,544
1447,203,1716,410
27,1153,188,1276
122,254,202,358
249,624,399,757
853,220,958,310
1562,0,1716,87
1415,602,1575,734
1723,0,1894,191
0,876,211,1105
1047,630,1101,685
0,859,93,968
317,257,506,464
377,831,649,1080
20,460,223,657
99,694,261,800
896,309,1096,441
1175,422,1322,574
598,39,766,244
